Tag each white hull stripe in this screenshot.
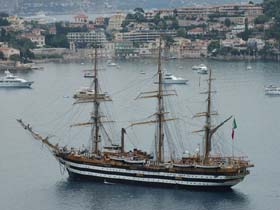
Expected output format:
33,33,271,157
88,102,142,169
67,167,241,187
59,158,245,182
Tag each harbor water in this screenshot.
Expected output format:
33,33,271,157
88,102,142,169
0,59,279,210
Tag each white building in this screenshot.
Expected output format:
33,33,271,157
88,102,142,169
22,34,45,47
67,30,107,49
108,13,126,31
115,30,176,42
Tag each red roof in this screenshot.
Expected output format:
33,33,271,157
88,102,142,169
74,13,88,19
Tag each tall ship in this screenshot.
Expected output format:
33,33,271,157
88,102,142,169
17,42,253,190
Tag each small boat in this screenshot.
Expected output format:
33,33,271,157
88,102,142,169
265,85,280,95
0,70,33,88
84,72,95,78
140,71,146,75
192,64,207,70
107,61,117,67
155,73,188,84
246,65,252,70
197,68,208,74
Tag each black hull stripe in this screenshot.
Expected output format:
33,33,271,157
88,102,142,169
67,165,241,184
68,171,233,191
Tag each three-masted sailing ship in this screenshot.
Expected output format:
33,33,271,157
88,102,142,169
17,41,253,190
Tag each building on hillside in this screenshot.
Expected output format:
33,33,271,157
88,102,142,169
115,41,138,58
95,16,105,26
115,30,176,42
247,38,265,50
108,13,126,31
0,47,20,59
170,38,208,58
144,11,156,20
22,33,45,47
67,29,107,49
74,13,88,24
220,38,246,49
187,27,205,36
154,9,174,18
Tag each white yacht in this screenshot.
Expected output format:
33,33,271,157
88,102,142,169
107,61,117,67
265,85,280,95
192,64,206,70
192,64,208,74
0,71,33,88
155,73,188,84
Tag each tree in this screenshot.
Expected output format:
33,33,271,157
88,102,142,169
134,8,145,14
0,18,10,26
208,40,220,53
224,18,231,27
177,28,186,37
0,51,4,60
254,15,269,24
9,54,21,61
162,34,174,48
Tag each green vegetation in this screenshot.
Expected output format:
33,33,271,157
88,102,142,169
0,29,35,62
0,51,4,60
122,8,179,31
258,0,280,41
208,40,220,53
45,22,89,48
34,54,63,59
0,18,9,26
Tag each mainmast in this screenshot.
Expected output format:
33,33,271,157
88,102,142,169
157,38,164,163
203,68,212,163
202,69,232,163
92,47,100,154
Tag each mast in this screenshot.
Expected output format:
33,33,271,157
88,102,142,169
157,38,164,163
203,68,212,163
92,47,100,154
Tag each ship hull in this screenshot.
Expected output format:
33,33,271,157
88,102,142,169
0,81,33,88
59,157,246,190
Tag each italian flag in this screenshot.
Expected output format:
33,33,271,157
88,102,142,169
232,118,237,140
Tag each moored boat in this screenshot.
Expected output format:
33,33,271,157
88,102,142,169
0,70,33,88
265,85,280,95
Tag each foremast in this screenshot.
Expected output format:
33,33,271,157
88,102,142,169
157,38,164,164
92,47,100,155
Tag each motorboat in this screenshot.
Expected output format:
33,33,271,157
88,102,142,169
83,72,95,78
0,70,33,88
107,61,117,67
265,85,280,95
197,68,208,74
246,65,252,70
192,64,207,70
155,73,188,84
192,64,208,74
